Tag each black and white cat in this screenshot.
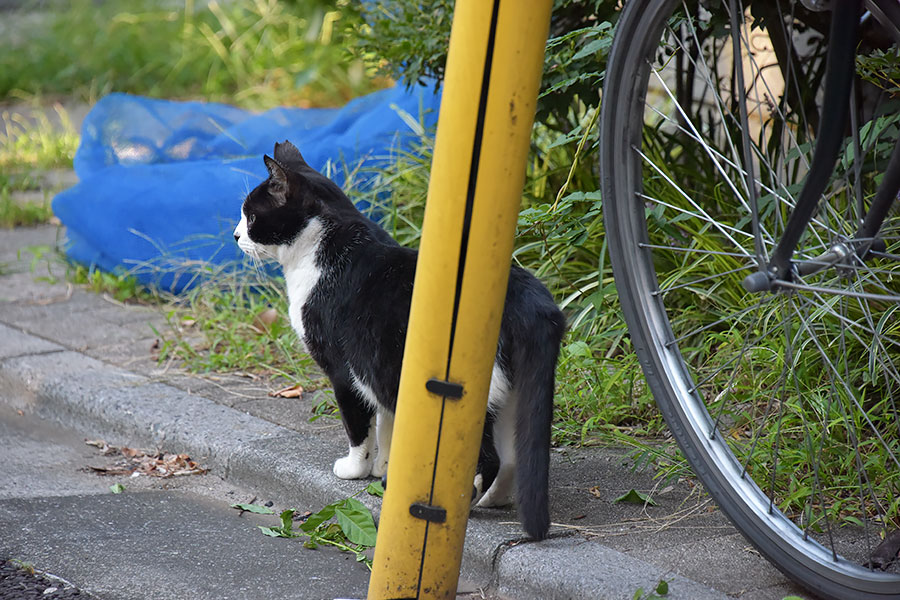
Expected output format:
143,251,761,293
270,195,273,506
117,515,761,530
233,141,565,540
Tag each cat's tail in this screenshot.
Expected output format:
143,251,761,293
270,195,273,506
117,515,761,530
511,303,565,541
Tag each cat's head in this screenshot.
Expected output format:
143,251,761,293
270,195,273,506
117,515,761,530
234,140,339,260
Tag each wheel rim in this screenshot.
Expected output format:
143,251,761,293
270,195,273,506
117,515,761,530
604,0,900,594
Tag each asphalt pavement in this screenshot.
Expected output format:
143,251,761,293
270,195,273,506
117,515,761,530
0,407,371,600
0,187,812,599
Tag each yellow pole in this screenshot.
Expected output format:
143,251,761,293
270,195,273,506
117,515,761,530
367,1,552,598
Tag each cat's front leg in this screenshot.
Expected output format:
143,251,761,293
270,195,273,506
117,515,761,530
334,419,376,479
370,410,393,478
332,381,376,479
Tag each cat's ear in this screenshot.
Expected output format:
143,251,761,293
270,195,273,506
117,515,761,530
273,140,307,166
263,155,290,205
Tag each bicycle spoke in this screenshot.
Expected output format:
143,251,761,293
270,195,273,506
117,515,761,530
636,147,753,252
667,294,777,348
655,264,753,296
637,191,757,243
775,279,900,303
637,242,751,259
688,307,793,395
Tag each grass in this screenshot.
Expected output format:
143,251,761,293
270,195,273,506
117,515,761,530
18,0,888,538
0,0,376,424
0,0,383,110
347,57,900,537
0,103,79,228
156,272,314,381
152,266,340,418
67,263,161,304
0,104,79,171
0,186,53,228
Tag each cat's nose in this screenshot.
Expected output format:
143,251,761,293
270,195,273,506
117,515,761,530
233,232,240,243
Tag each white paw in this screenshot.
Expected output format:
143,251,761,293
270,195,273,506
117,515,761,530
477,473,514,507
476,488,513,508
333,455,371,479
470,473,485,506
370,453,388,478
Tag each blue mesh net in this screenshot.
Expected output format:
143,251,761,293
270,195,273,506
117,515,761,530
53,84,441,292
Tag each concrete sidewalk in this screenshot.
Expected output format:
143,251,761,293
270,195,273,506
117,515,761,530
0,213,809,599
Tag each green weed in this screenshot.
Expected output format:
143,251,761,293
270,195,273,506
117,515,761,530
0,104,78,171
0,187,53,228
22,243,164,303
233,483,382,569
66,263,160,304
632,579,669,600
9,559,36,576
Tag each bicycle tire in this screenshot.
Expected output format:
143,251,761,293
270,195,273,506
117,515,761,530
600,1,900,598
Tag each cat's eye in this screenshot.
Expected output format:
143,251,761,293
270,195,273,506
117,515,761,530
247,214,256,226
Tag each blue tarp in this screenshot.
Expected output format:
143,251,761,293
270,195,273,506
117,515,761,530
53,84,441,292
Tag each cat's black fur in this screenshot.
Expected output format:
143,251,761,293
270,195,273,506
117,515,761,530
235,141,565,540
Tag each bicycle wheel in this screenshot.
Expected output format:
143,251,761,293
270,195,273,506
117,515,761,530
601,1,900,598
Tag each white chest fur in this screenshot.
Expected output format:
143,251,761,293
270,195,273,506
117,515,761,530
280,217,326,348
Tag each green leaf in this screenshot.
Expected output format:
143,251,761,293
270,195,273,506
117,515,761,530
258,526,286,538
322,523,344,540
613,488,658,506
109,483,125,494
566,340,593,359
366,480,385,497
655,579,669,595
279,509,296,534
299,503,337,533
231,503,275,515
334,498,378,547
558,191,603,203
572,37,611,61
843,515,865,527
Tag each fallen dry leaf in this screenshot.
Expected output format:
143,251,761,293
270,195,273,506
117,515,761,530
85,439,115,455
589,485,603,499
86,441,207,478
269,384,304,398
